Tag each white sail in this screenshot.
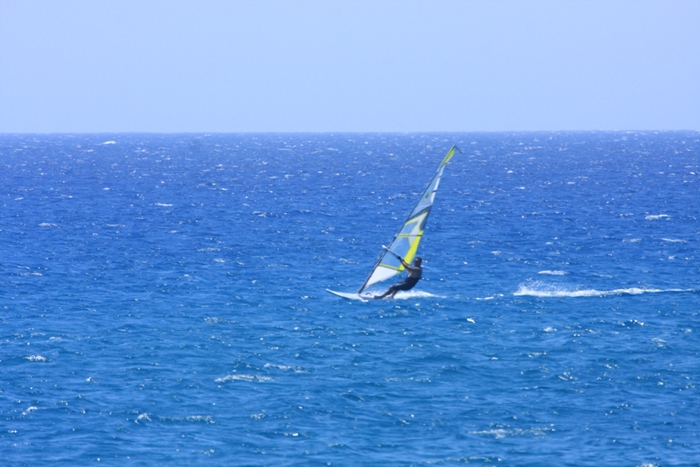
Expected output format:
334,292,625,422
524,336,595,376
357,146,459,294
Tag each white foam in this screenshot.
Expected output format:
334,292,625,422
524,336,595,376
215,374,273,383
25,355,47,362
476,293,504,301
645,214,669,220
538,270,568,276
185,415,215,424
515,283,689,298
469,426,552,439
392,290,442,300
661,238,687,243
263,363,309,374
204,317,235,325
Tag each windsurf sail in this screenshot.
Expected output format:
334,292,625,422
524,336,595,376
357,146,460,295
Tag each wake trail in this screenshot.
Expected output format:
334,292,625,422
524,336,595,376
514,283,698,298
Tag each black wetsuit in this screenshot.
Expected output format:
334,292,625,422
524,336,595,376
393,275,420,291
373,259,423,299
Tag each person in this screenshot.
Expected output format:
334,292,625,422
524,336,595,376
373,256,423,299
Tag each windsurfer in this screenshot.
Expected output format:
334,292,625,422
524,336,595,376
372,257,423,299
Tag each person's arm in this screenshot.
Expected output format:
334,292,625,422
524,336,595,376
398,257,416,273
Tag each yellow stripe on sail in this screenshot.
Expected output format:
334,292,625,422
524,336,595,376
402,229,423,267
439,146,458,168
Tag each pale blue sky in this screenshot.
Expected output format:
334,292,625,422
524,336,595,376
1,0,699,133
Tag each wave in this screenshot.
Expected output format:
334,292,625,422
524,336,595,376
514,283,694,298
476,294,505,301
135,412,215,424
214,374,273,383
263,363,309,374
25,355,48,362
470,426,554,439
392,290,442,300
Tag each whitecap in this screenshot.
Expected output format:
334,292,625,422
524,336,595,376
538,270,567,276
645,214,669,220
469,426,551,439
661,238,687,243
204,317,235,325
22,406,38,416
185,415,215,424
38,223,59,228
514,283,689,298
392,290,442,300
100,141,117,145
25,355,47,362
476,294,504,301
154,203,173,207
215,374,273,383
263,363,309,374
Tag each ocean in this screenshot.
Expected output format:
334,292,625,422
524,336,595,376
1,132,698,466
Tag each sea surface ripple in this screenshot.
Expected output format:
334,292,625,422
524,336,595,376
1,132,699,465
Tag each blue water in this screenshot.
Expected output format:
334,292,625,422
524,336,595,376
1,132,699,465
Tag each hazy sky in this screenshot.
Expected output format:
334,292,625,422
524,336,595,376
1,0,699,133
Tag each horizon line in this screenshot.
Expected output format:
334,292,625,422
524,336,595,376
1,129,699,136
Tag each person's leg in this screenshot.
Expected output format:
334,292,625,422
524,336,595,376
374,285,397,299
391,279,415,298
